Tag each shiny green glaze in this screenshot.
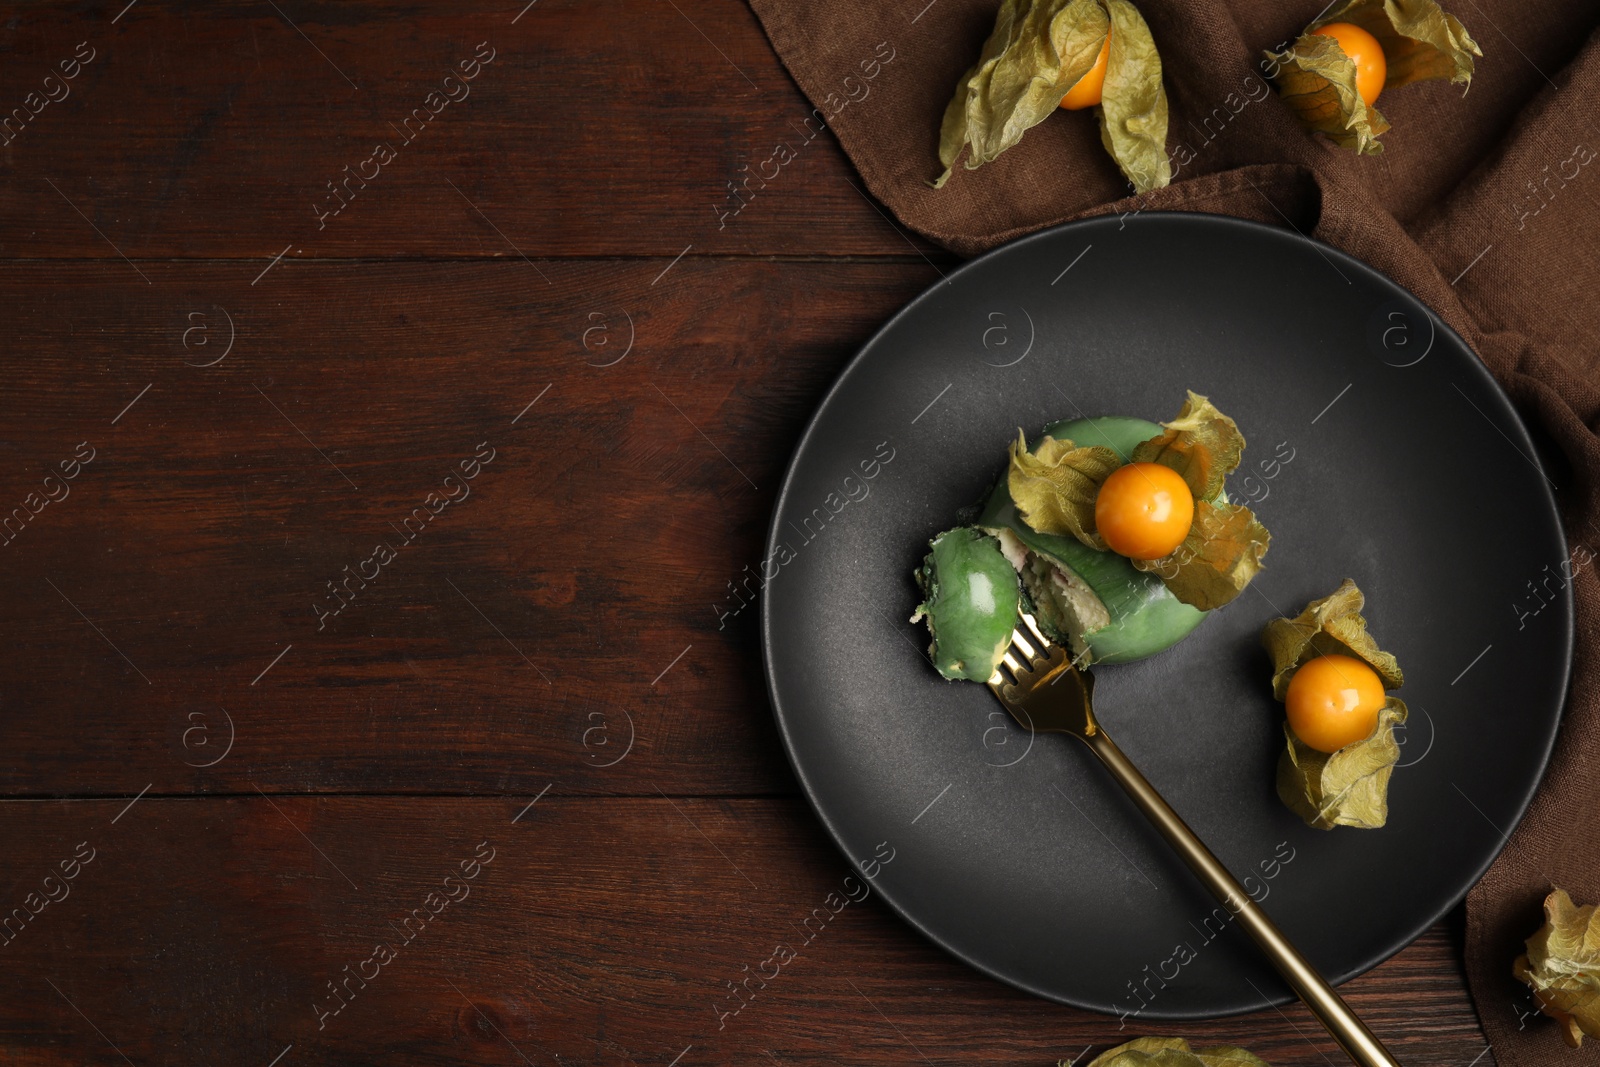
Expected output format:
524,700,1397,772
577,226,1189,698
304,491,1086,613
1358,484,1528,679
1040,415,1162,462
978,416,1206,664
913,527,1020,681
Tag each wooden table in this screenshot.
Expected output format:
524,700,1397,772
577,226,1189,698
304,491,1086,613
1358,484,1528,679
0,3,1493,1064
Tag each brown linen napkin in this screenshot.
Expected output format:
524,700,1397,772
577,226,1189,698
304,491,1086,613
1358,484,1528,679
746,0,1600,1058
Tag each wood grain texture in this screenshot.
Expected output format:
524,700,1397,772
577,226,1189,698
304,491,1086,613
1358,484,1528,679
0,0,933,259
0,797,1490,1066
0,257,941,797
0,0,1585,262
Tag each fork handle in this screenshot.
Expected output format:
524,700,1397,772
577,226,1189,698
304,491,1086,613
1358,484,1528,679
1085,728,1401,1067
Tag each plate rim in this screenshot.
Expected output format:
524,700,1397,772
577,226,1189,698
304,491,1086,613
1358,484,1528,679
760,209,1575,1018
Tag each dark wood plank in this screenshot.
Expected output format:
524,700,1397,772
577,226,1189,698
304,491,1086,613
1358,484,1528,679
0,796,1491,1066
0,0,1582,262
0,256,939,796
0,0,932,259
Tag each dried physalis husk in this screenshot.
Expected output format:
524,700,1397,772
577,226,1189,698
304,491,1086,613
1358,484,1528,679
1277,697,1407,830
1264,579,1408,830
1126,392,1267,611
1262,578,1404,698
1076,1037,1273,1067
1267,31,1391,154
1132,499,1270,612
934,0,1171,194
1007,430,1120,550
1319,0,1479,86
1096,0,1171,194
1130,392,1244,501
1513,888,1600,1048
1265,0,1480,154
1008,393,1269,611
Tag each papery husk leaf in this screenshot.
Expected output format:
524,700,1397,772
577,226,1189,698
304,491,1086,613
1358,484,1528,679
1512,888,1600,1048
1132,499,1269,611
1278,697,1406,830
1262,578,1404,701
1082,1036,1273,1067
934,61,983,188
933,0,1110,187
1129,390,1244,501
1007,430,1120,549
1267,32,1390,155
1312,0,1480,89
1096,0,1172,194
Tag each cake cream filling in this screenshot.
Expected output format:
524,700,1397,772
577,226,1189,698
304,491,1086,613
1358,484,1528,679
992,527,1109,664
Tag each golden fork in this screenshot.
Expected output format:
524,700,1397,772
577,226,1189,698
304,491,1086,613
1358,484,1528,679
990,611,1400,1067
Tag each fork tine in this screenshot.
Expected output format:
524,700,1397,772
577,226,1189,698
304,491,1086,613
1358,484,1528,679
1001,650,1025,675
1021,611,1050,649
988,656,1019,687
1009,628,1038,661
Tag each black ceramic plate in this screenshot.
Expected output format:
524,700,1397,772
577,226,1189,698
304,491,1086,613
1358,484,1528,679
761,213,1573,1018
